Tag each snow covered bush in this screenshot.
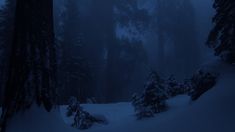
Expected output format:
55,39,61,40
143,73,168,113
131,72,168,119
66,96,107,129
66,96,82,117
72,110,95,129
165,76,192,98
132,94,154,120
189,70,218,100
131,70,216,119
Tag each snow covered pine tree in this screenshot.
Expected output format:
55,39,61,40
207,0,235,63
66,97,82,117
143,72,168,113
190,70,217,101
132,93,154,120
166,75,181,97
132,72,168,119
66,97,107,129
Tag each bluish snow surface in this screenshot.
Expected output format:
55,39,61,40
2,60,235,132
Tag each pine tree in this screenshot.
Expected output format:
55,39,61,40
132,93,154,120
58,0,91,103
132,94,154,120
207,0,235,63
154,0,199,78
143,72,167,113
1,0,57,131
166,75,179,97
190,70,217,101
66,97,107,130
131,72,168,119
66,96,82,117
104,0,149,102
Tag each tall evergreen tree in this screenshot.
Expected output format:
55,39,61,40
104,0,149,102
154,0,199,79
119,39,148,98
58,0,91,103
1,0,57,131
207,0,235,63
78,0,108,102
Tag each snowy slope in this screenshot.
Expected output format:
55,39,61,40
60,60,235,132
153,60,235,132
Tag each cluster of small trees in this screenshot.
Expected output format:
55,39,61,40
132,70,217,119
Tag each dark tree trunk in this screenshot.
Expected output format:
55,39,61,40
0,0,16,106
1,0,56,131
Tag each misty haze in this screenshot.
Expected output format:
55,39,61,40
0,0,234,132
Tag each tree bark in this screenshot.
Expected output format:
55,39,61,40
1,0,57,131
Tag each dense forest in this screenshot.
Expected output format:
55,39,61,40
0,0,234,132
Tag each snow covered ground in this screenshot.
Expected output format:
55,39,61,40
60,95,191,132
60,60,235,132
1,60,235,132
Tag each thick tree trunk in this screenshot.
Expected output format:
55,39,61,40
1,0,56,131
0,0,16,107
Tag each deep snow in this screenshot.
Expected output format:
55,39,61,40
61,95,191,132
5,105,78,132
1,60,235,132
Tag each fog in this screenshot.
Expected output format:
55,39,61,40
0,0,216,103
